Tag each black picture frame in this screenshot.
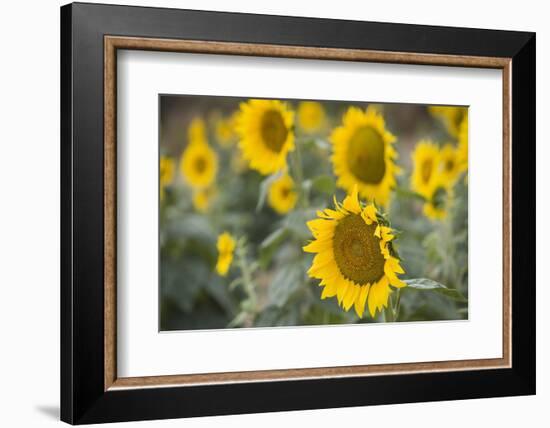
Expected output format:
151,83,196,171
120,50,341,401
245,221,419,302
61,2,535,424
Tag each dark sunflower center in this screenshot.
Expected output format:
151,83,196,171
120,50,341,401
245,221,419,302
444,158,455,172
332,214,385,285
280,185,291,199
421,159,433,184
194,156,207,174
261,110,288,152
346,126,386,184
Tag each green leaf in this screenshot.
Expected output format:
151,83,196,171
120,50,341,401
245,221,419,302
268,263,303,308
394,186,427,202
259,227,289,268
311,175,336,194
404,278,467,302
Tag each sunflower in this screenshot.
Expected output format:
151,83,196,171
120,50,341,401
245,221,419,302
235,99,295,175
330,106,399,208
160,155,175,201
215,112,238,147
188,117,207,143
192,186,217,213
410,140,440,198
438,143,461,186
423,183,451,220
303,187,406,318
429,105,468,138
297,101,326,134
180,121,218,189
457,117,468,173
216,232,236,276
268,173,298,214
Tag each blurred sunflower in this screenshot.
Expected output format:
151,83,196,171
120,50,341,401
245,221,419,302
235,99,295,175
159,155,175,201
423,183,451,220
180,119,218,189
438,143,461,185
297,101,326,134
268,173,298,214
216,232,236,276
429,105,468,138
457,117,468,173
215,112,237,147
330,106,399,207
192,186,217,213
188,117,208,143
303,187,406,318
410,140,439,198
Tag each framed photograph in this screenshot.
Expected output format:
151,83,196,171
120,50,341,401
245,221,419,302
60,2,535,424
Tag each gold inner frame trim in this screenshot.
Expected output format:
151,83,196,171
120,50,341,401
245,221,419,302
104,35,512,391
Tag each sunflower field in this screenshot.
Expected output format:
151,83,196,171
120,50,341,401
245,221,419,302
159,95,468,331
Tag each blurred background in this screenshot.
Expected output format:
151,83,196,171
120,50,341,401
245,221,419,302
159,95,468,331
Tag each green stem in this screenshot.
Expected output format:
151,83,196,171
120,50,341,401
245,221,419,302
290,140,308,208
235,238,257,309
394,288,402,321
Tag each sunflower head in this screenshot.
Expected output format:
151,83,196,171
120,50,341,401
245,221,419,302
303,187,406,318
188,117,208,143
180,121,218,189
457,116,468,173
235,99,295,175
330,106,399,208
410,140,440,198
297,101,326,134
215,112,238,147
268,173,298,214
438,143,461,186
216,232,236,276
193,186,217,213
423,183,451,220
160,156,175,201
160,156,175,185
429,106,468,138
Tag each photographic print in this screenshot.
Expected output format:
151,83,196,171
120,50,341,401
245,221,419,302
159,95,469,331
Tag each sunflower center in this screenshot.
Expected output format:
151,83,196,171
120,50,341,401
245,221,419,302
346,126,386,184
332,214,385,285
280,185,291,199
194,156,207,174
421,159,433,184
261,110,288,152
444,158,455,172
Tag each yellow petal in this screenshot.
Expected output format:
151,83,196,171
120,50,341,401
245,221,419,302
354,284,370,318
337,280,349,305
343,283,359,311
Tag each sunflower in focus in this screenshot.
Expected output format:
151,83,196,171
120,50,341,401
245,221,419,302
160,155,175,201
438,143,461,186
216,232,236,276
235,99,295,175
180,119,218,189
303,187,406,318
330,106,399,208
268,173,298,214
192,186,217,213
411,140,439,198
297,101,326,134
429,105,468,138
